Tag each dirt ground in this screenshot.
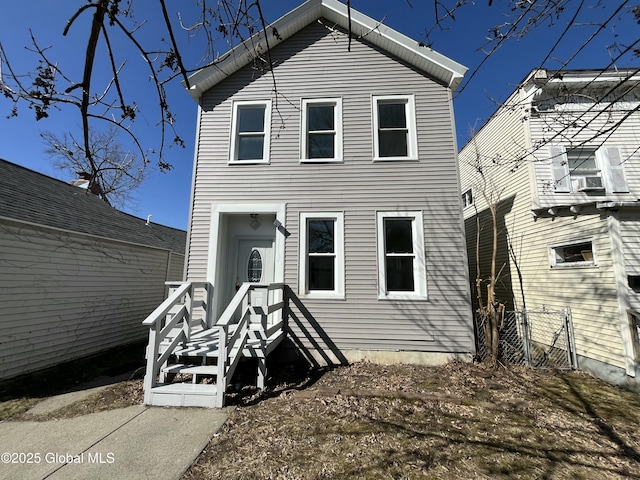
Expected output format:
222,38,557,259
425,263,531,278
183,361,640,480
4,357,640,479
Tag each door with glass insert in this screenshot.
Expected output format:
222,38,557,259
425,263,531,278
236,239,274,307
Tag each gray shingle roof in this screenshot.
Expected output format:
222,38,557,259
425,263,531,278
0,159,186,254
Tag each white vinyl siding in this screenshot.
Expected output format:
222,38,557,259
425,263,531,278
229,100,272,163
301,98,343,162
372,95,418,161
299,212,345,298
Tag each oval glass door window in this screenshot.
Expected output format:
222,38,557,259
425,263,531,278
247,249,263,282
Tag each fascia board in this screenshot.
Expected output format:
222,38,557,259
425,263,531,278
320,0,467,90
185,0,467,99
185,0,324,99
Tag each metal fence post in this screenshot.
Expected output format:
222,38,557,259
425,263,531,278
565,306,578,369
521,310,531,366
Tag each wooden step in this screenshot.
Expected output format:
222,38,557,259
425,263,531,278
242,330,285,357
147,383,218,408
173,344,220,358
162,364,218,375
162,364,218,383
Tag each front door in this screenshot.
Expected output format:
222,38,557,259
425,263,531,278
235,239,275,308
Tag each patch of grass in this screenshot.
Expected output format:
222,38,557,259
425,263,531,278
0,397,41,420
17,380,145,421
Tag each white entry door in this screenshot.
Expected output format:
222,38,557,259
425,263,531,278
236,239,275,307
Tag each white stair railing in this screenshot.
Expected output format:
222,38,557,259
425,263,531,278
142,282,213,405
142,281,287,408
212,282,287,407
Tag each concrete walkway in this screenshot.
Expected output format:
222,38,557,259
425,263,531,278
0,378,231,480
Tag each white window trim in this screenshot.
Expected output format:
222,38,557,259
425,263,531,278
549,237,597,268
549,145,628,193
376,211,427,300
462,188,474,209
300,98,343,163
229,99,272,164
372,94,418,162
299,212,345,299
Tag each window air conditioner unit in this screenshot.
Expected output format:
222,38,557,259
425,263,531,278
576,175,603,192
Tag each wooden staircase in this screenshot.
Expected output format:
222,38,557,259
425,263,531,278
142,282,286,408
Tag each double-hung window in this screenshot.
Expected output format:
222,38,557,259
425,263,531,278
372,95,418,161
301,98,342,162
376,211,427,299
230,100,272,163
299,212,344,298
549,145,628,193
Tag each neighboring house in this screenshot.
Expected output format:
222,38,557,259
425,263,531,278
459,68,640,389
181,0,474,366
0,159,186,381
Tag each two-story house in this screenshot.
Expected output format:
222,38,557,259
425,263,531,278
179,0,474,367
459,68,640,390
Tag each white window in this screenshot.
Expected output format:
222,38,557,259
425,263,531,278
299,212,344,298
301,98,343,162
462,188,473,208
376,211,427,299
372,95,418,161
549,238,597,268
230,100,272,163
549,145,628,193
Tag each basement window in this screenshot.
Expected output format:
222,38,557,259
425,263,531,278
549,238,596,268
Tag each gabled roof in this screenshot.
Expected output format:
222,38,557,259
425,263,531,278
0,159,186,254
185,0,467,100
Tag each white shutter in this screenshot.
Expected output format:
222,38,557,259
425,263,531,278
549,146,570,192
601,146,629,193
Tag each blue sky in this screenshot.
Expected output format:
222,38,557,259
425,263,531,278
0,1,637,230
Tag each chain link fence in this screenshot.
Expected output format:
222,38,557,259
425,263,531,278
475,308,577,370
